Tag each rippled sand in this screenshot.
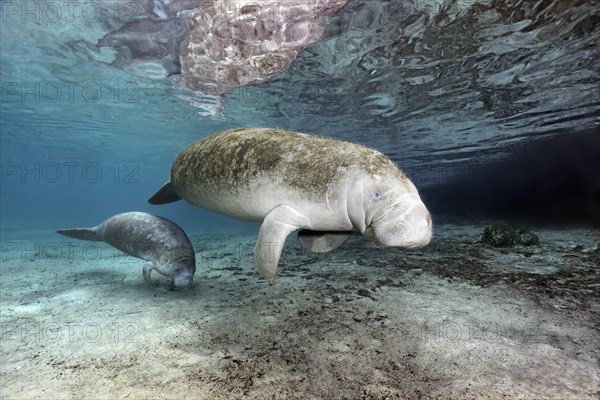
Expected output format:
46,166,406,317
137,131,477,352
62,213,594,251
1,224,598,399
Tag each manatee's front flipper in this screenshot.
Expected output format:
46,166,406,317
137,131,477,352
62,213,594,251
148,181,181,204
56,227,101,241
298,230,353,253
143,262,159,287
254,205,310,281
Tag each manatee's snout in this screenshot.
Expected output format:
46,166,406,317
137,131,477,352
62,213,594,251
366,202,432,248
169,260,195,289
172,273,194,288
403,208,433,248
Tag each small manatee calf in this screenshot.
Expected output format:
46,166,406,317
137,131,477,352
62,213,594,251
149,128,432,281
57,212,196,288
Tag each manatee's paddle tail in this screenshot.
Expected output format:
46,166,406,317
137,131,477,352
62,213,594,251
56,228,101,241
148,181,181,204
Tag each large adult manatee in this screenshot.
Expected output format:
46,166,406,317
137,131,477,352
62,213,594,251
149,128,432,280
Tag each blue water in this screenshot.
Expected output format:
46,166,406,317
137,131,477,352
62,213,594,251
2,0,599,232
1,2,599,398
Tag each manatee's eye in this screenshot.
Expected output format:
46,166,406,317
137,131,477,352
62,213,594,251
371,192,382,201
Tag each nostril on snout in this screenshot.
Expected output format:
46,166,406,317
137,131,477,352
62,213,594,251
419,214,432,233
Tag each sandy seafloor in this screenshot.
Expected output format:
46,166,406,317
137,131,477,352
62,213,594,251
1,223,598,399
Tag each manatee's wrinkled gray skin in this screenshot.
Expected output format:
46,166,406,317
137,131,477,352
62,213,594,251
149,128,432,281
57,212,196,288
